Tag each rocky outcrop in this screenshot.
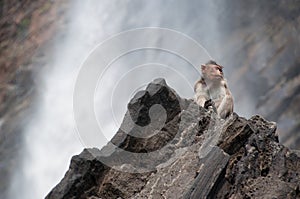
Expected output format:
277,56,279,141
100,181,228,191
46,79,300,199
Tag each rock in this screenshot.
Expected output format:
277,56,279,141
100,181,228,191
46,79,300,199
184,146,230,199
46,148,109,199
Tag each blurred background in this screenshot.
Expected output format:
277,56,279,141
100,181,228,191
0,0,299,198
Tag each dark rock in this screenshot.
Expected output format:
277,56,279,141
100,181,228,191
46,148,109,199
184,146,230,199
127,78,182,127
47,79,300,199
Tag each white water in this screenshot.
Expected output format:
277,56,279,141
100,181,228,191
9,1,116,198
9,1,254,198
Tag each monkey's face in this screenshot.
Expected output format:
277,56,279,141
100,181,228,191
201,64,224,81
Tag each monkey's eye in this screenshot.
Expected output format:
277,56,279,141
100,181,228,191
217,67,222,72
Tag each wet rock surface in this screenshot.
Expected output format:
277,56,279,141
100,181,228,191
47,79,300,199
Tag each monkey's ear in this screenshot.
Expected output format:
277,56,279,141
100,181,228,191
201,64,206,71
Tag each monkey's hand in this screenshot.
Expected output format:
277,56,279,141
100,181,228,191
204,99,213,109
204,99,217,113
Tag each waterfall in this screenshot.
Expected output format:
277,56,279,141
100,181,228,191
8,1,115,198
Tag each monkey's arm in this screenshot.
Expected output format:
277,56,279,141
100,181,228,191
194,80,209,107
217,82,234,119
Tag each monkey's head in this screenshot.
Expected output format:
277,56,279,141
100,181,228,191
201,60,224,82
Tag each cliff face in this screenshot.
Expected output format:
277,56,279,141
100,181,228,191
47,79,300,199
219,0,300,149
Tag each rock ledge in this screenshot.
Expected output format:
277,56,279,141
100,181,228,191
46,79,300,199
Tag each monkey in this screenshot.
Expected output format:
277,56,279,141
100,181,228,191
194,60,234,119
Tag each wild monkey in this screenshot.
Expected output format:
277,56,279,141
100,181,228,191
194,60,234,119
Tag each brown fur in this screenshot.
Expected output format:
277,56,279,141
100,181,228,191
194,61,234,119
